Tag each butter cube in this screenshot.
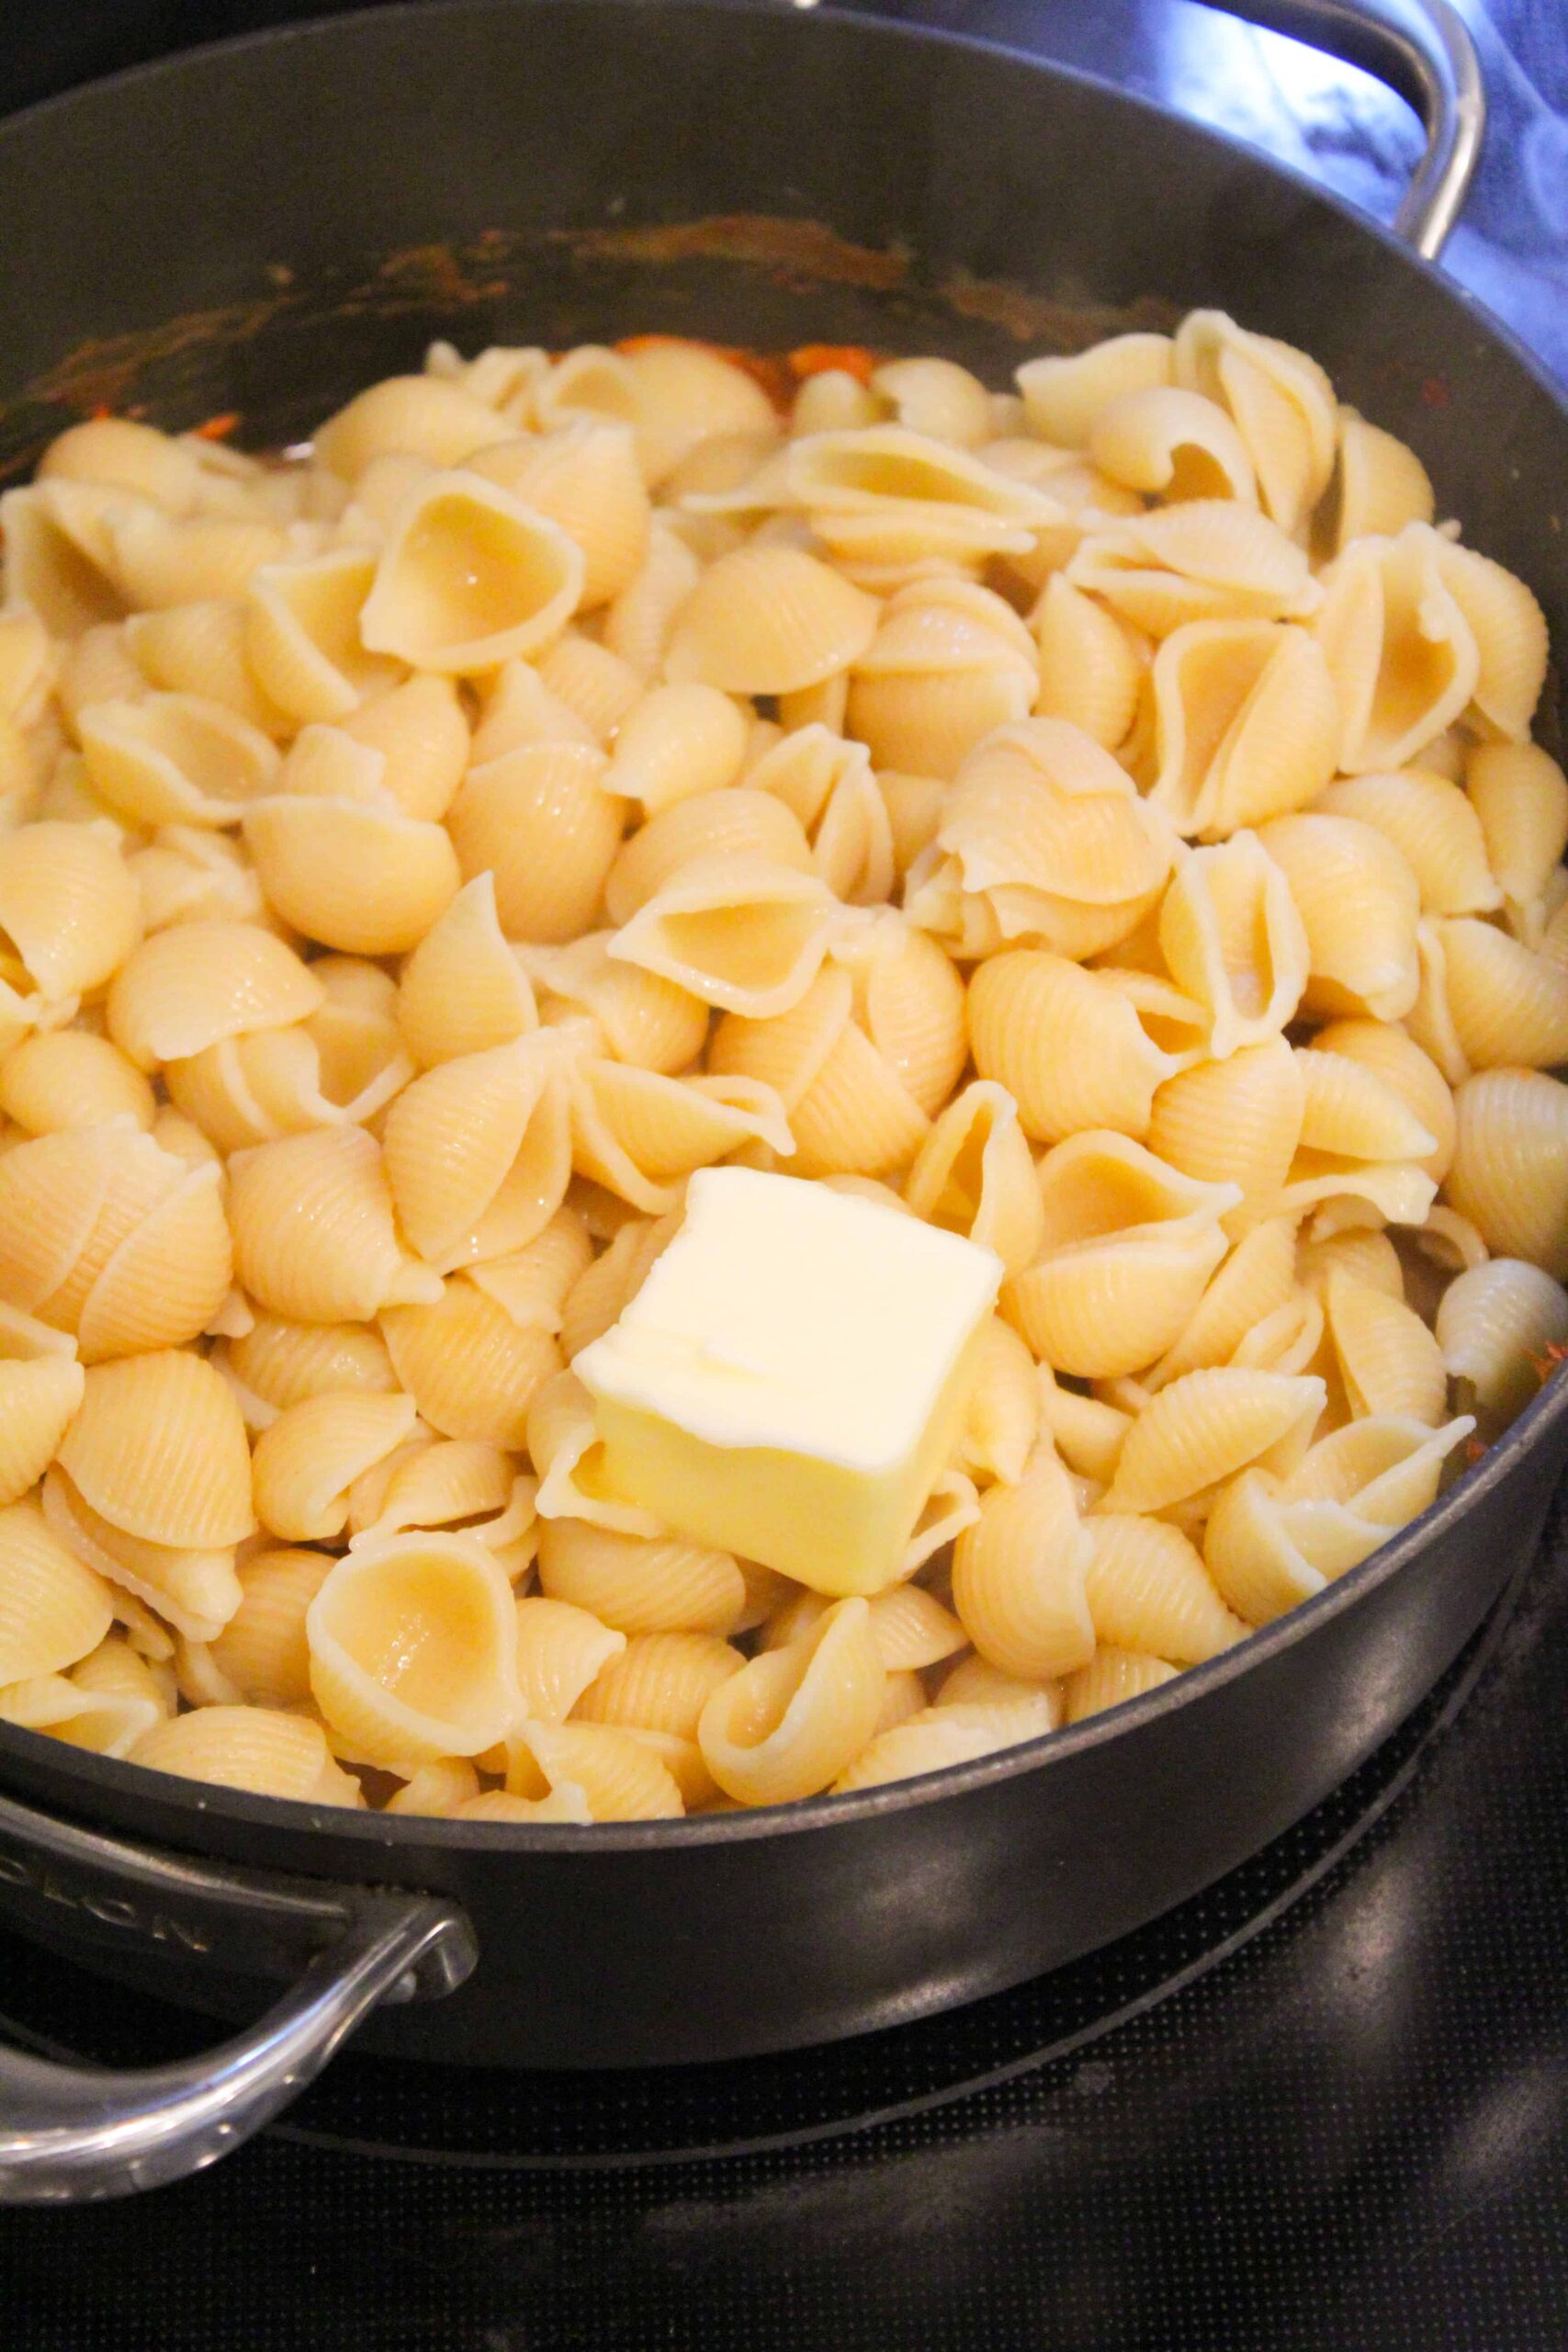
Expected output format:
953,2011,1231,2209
573,1168,1002,1596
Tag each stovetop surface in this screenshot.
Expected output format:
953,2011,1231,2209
2,4,1566,2346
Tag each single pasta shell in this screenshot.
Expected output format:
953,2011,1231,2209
1202,1470,1323,1625
1431,917,1568,1071
865,1581,967,1671
904,1080,1046,1275
1448,1069,1568,1279
1148,1037,1305,1211
397,872,537,1069
447,741,624,944
663,545,879,695
252,1389,421,1542
830,1709,1015,1792
513,1596,626,1723
243,548,401,725
536,1518,745,1636
1102,1366,1326,1514
574,1630,744,1740
960,1315,1043,1487
1083,1513,1247,1663
107,920,324,1071
75,1160,234,1363
385,1758,483,1817
1438,1258,1568,1421
1147,1216,1299,1390
0,1354,85,1507
383,1040,569,1270
308,1532,525,1768
969,950,1176,1144
78,695,281,829
517,931,708,1075
1015,335,1175,448
358,469,584,672
1316,770,1501,919
130,1705,361,1804
0,820,143,1001
1063,1647,1180,1723
224,1314,397,1424
696,1596,886,1806
952,1446,1096,1682
604,787,813,926
608,853,843,1022
469,422,651,607
313,375,513,481
243,796,460,956
1434,538,1548,743
382,1276,562,1448
606,682,749,813
1467,742,1568,915
0,1031,157,1136
1032,574,1145,751
1293,1048,1438,1165
229,1125,441,1324
1325,1270,1448,1424
512,1719,682,1820
0,1498,114,1682
58,1349,256,1548
42,1461,243,1645
208,1546,333,1707
125,598,285,735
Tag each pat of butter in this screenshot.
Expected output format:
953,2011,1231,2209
573,1168,1002,1596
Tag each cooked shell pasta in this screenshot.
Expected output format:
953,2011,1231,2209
696,1596,886,1805
1436,1258,1568,1422
951,1445,1095,1681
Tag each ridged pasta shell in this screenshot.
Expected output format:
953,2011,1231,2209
957,1315,1042,1486
243,548,400,723
663,545,877,696
1321,408,1434,556
1448,1069,1568,1278
1148,620,1338,838
951,1445,1095,1681
536,1516,745,1635
208,1547,333,1707
1088,388,1257,504
830,1707,1018,1792
1003,1132,1239,1378
1316,770,1501,919
569,1059,792,1209
845,580,1037,779
1314,524,1480,773
384,1757,483,1817
1437,1258,1568,1421
696,1596,886,1805
0,483,128,639
517,931,708,1075
1061,1648,1174,1720
1015,334,1174,446
229,1125,441,1323
252,1389,420,1541
383,1038,573,1270
130,1705,361,1803
107,920,322,1070
243,796,459,956
1172,311,1337,536
0,1030,155,1135
604,788,813,927
787,424,1061,525
0,820,142,1002
969,951,1196,1145
603,521,703,679
128,825,267,935
125,597,284,733
1294,1048,1438,1166
469,422,650,606
866,358,993,448
745,724,895,908
1070,502,1317,645
58,1349,254,1549
356,469,582,673
1103,1365,1325,1514
42,1459,242,1644
535,634,643,745
1032,574,1145,751
574,1629,743,1740
221,1314,397,1429
1084,1512,1247,1662
510,1718,682,1819
1432,538,1548,744
1466,743,1568,933
1324,1271,1447,1423
1423,917,1568,1071
79,694,281,828
395,872,537,1071
610,849,845,1028
313,375,513,480
513,1595,626,1722
308,1532,525,1767
463,1207,594,1339
447,741,623,944
1156,832,1308,1058
1258,812,1421,1023
383,1276,562,1450
904,1080,1045,1275
606,682,749,816
1145,1216,1300,1391
0,1498,113,1681
0,1354,84,1506
73,1159,233,1363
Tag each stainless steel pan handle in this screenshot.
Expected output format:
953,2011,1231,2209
1198,0,1484,256
0,1789,475,2202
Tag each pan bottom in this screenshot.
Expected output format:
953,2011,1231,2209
0,1506,1548,2170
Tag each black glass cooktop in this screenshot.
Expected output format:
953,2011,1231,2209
2,4,1567,2346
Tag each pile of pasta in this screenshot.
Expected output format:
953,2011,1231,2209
0,315,1564,1823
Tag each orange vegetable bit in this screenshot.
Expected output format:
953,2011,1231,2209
191,412,241,441
787,343,876,386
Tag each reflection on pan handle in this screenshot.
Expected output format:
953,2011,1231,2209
0,1787,475,2202
1198,0,1484,256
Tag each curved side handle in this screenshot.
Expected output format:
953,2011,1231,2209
0,1789,476,2202
1177,0,1484,257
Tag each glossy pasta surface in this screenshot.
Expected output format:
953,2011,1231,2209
0,322,1562,1816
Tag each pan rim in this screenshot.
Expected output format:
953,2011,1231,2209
0,0,1564,1853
